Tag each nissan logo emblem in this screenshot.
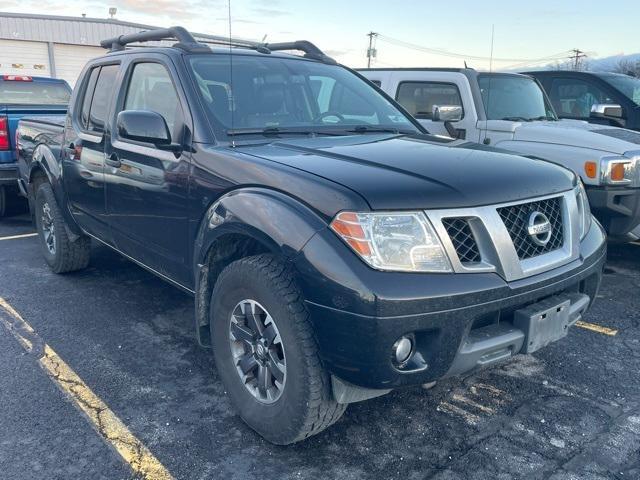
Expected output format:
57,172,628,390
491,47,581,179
527,211,552,246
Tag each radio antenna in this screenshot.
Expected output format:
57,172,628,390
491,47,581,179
489,24,495,72
484,24,495,142
228,0,235,147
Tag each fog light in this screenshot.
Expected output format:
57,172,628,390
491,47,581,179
393,336,413,365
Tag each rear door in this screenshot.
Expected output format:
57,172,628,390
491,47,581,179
63,62,120,240
104,56,192,286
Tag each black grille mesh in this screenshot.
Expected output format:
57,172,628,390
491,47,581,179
498,197,564,260
442,218,482,263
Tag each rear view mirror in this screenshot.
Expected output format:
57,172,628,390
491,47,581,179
590,103,624,119
432,105,463,122
117,110,171,145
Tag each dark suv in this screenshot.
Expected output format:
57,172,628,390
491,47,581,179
17,27,606,444
526,70,640,131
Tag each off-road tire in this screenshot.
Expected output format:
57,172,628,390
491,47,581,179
34,182,91,273
211,254,346,444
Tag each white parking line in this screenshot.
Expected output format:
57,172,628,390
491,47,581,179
0,233,38,241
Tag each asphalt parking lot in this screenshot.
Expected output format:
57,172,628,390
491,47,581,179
0,211,638,480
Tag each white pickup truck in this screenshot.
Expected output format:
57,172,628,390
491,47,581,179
360,68,640,239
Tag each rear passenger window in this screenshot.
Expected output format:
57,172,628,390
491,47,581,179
396,82,463,119
123,62,182,140
87,65,119,133
80,67,100,128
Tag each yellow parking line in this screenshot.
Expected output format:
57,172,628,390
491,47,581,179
0,297,174,480
0,232,38,241
575,320,618,336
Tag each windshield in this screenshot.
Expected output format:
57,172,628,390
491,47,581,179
478,74,556,121
0,80,70,105
188,54,419,137
600,74,640,106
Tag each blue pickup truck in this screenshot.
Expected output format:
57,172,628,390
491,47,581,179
0,75,70,216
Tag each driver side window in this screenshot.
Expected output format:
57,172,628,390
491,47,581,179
549,78,613,119
123,62,182,140
395,82,463,120
310,75,377,123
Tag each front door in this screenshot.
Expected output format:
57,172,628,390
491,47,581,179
390,74,476,141
104,59,192,286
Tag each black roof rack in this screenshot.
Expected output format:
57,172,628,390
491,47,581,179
264,41,336,64
100,26,336,63
100,26,210,53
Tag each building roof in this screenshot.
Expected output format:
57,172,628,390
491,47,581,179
0,12,228,47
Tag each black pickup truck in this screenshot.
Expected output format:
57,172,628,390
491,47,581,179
17,27,606,444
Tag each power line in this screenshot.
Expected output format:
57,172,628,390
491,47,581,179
376,33,572,64
569,48,587,70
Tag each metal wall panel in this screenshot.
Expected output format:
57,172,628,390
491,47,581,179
53,44,104,87
0,39,50,77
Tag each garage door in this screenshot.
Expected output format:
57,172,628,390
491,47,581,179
0,39,50,77
53,44,104,87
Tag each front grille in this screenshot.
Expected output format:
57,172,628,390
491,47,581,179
498,197,564,260
442,217,481,263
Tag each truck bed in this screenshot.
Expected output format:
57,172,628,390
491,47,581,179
1,106,67,164
16,115,67,188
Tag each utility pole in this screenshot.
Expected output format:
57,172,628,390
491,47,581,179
569,49,587,70
366,32,378,68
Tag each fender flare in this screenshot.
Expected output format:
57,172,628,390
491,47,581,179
28,143,57,189
192,187,328,346
29,143,83,238
194,187,328,268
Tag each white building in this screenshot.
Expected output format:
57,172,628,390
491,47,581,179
0,12,215,87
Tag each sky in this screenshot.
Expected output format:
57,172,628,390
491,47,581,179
2,0,639,69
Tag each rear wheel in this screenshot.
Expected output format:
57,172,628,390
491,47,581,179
34,182,91,273
211,254,346,444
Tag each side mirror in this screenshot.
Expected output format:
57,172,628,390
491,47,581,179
117,110,171,145
590,103,624,119
432,105,463,122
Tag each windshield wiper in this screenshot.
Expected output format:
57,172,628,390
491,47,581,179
529,115,557,121
226,127,339,137
499,115,557,122
499,116,532,122
344,125,413,135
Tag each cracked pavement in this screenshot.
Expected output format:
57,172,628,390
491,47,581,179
0,212,639,479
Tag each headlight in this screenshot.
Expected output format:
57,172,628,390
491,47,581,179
576,181,592,240
330,211,452,272
600,156,638,186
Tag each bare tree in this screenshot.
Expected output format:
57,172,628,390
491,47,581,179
613,58,640,77
551,58,590,71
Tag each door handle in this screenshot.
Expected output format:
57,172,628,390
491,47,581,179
105,152,121,168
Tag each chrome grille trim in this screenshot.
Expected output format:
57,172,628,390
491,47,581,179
498,196,564,260
426,189,580,282
441,217,482,263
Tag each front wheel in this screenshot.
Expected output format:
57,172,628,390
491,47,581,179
211,254,346,444
34,182,91,273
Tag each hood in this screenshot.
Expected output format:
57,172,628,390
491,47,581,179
484,119,640,155
236,134,575,210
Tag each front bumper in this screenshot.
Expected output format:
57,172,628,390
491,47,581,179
586,185,640,237
294,221,606,390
